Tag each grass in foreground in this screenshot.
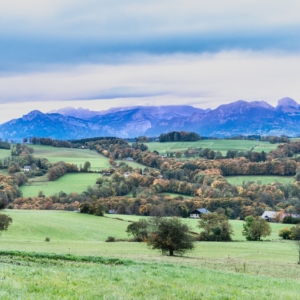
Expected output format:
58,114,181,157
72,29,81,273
0,252,299,299
0,210,300,298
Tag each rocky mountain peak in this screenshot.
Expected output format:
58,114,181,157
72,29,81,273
276,97,300,113
22,110,45,121
277,97,299,108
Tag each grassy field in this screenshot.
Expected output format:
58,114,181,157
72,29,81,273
0,210,293,257
8,145,110,197
29,145,111,171
144,140,278,156
105,214,292,241
0,148,11,159
115,159,147,170
226,175,294,185
20,173,101,197
159,192,194,199
1,253,299,299
0,210,299,299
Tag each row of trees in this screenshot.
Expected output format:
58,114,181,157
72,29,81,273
0,140,10,150
159,131,201,142
125,214,272,256
28,137,72,148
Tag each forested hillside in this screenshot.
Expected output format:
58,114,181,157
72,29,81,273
1,136,300,220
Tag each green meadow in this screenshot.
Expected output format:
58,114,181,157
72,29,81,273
159,192,194,199
12,145,111,197
144,140,277,155
115,159,146,169
226,175,294,185
30,145,111,171
0,210,299,299
20,173,101,197
0,148,10,159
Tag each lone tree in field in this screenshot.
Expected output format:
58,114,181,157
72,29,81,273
146,217,194,256
0,214,12,234
242,216,271,241
83,161,91,172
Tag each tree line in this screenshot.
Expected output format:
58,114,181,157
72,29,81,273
159,131,201,142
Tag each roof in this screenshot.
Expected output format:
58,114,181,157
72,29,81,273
261,211,278,219
261,211,300,220
191,208,211,214
24,166,31,169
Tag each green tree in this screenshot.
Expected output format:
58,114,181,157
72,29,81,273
278,227,292,240
198,213,234,241
83,161,91,172
290,225,300,264
147,217,194,256
0,214,12,234
242,216,271,241
126,219,148,241
175,152,182,158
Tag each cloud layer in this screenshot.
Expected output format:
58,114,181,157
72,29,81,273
0,0,300,122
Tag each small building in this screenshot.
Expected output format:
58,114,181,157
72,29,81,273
190,208,211,219
261,211,300,222
23,166,31,172
123,157,134,161
108,210,117,214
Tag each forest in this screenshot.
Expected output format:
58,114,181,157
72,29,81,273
1,134,300,221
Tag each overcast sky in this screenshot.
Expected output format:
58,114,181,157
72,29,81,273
1,0,300,122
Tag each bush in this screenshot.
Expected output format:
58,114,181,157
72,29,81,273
45,237,51,242
106,236,116,242
0,214,12,233
282,216,300,224
278,227,292,240
126,219,148,241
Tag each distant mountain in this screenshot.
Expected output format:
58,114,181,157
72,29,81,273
51,105,208,120
1,99,300,140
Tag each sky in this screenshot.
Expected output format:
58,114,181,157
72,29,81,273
1,0,300,122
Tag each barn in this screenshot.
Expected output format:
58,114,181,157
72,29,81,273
190,208,211,218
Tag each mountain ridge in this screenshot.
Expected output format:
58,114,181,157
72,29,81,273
1,98,299,140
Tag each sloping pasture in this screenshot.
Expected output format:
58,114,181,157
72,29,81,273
144,140,278,156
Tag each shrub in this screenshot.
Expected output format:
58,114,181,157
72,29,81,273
278,227,292,240
45,237,51,242
126,219,148,241
0,214,12,233
106,236,116,242
282,216,300,224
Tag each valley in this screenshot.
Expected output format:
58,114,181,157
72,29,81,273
1,136,300,299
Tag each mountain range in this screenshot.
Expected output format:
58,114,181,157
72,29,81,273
0,98,300,140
